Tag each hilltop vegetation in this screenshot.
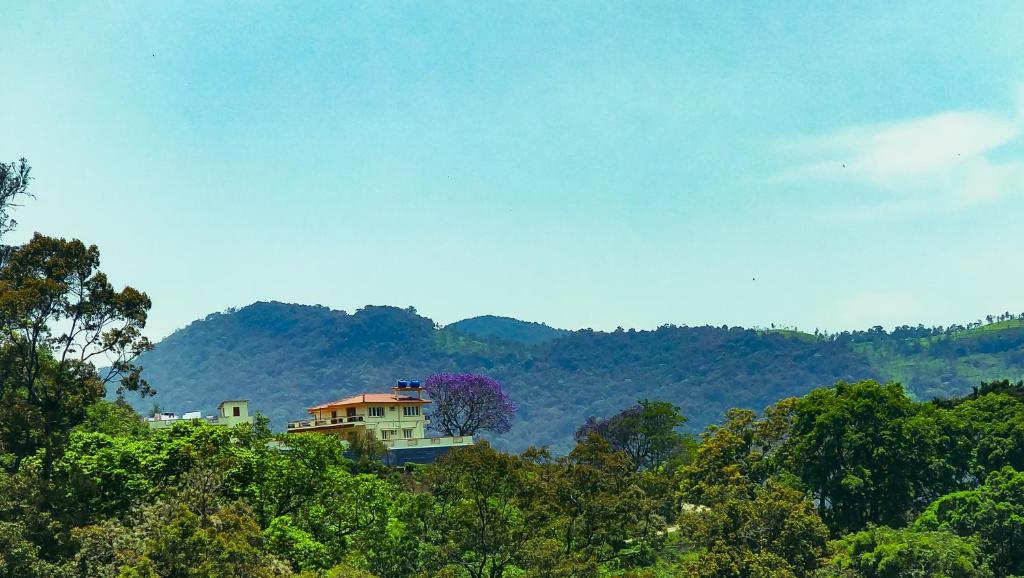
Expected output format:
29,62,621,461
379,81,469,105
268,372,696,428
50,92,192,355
446,315,569,346
12,377,1024,577
132,302,1024,451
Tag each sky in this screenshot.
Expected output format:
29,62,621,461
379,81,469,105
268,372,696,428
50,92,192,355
2,2,1024,340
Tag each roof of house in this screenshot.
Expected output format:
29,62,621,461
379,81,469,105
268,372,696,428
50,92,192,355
307,393,431,411
217,400,249,408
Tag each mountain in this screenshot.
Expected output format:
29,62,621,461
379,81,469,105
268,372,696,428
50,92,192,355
125,302,1024,452
446,315,568,346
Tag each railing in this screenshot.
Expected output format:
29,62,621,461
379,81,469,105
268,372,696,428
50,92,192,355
287,417,370,431
382,436,473,450
149,415,225,427
288,419,341,429
287,415,428,433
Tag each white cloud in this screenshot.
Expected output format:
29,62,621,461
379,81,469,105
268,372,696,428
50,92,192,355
773,92,1024,213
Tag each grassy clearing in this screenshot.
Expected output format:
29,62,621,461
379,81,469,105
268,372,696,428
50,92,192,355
952,319,1024,340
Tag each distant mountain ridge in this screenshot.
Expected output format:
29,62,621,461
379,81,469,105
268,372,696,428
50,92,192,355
125,301,1024,452
446,315,568,346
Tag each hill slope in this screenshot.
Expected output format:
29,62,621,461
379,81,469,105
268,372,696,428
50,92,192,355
126,302,1024,452
446,315,568,346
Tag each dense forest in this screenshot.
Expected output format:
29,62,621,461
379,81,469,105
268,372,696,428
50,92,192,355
10,375,1024,576
132,302,1024,451
446,315,569,347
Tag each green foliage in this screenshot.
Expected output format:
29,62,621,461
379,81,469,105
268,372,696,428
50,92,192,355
445,315,569,346
782,381,954,535
228,429,351,526
120,502,288,578
915,466,1024,577
676,404,828,578
816,526,991,578
0,231,153,476
542,435,670,572
677,480,829,578
940,392,1024,480
53,430,155,522
679,404,790,497
577,400,692,471
0,520,53,578
345,429,389,474
264,516,329,572
78,400,151,438
425,443,539,578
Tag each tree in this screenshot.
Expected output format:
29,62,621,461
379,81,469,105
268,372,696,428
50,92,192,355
781,381,948,535
0,231,152,475
0,520,54,578
77,399,150,438
677,480,829,578
51,430,154,523
939,390,1024,481
816,526,991,578
346,429,388,473
678,400,797,504
0,158,31,239
423,373,515,437
119,501,289,577
915,466,1024,577
425,442,538,578
229,430,350,527
676,403,827,578
528,433,669,575
577,400,691,471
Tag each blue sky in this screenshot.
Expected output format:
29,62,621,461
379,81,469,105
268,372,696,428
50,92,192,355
2,2,1023,339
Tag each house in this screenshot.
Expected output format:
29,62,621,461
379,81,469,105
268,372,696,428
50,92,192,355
287,380,473,464
146,399,255,430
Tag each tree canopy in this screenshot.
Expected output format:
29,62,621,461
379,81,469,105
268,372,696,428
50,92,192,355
423,373,516,436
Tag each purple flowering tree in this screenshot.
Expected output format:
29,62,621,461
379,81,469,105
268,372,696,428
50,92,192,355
424,373,516,436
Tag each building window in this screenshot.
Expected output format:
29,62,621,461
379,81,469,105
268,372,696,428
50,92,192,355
369,406,385,418
403,406,420,416
233,407,240,417
381,430,396,440
331,410,337,419
403,428,414,438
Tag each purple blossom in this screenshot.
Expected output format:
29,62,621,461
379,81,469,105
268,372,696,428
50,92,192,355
424,373,516,436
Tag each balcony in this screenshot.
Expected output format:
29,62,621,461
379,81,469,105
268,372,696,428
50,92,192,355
381,436,473,450
286,418,367,432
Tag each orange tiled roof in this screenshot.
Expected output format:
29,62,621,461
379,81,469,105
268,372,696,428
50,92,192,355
307,393,430,412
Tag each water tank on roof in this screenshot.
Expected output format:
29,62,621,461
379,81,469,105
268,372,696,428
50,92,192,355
397,380,409,388
410,380,421,388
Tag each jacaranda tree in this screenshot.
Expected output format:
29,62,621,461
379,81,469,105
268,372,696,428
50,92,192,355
423,373,515,436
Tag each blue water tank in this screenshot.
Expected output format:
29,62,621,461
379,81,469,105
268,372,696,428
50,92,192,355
410,380,421,388
397,380,409,388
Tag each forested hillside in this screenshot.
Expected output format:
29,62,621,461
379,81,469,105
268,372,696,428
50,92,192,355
131,302,1024,452
446,315,568,346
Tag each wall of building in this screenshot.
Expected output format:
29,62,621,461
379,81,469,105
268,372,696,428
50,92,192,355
313,402,426,440
218,401,253,427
